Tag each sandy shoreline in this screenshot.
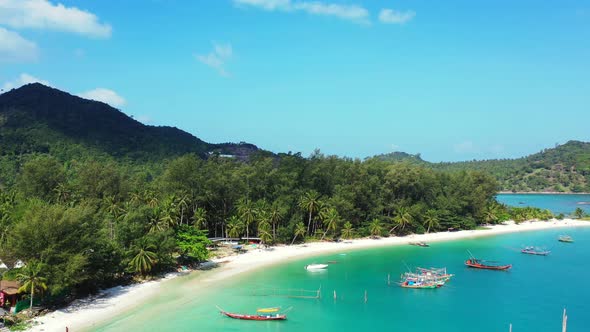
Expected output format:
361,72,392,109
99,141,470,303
26,219,590,332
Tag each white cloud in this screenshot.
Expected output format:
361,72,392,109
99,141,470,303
0,0,112,38
0,27,38,62
453,141,477,154
1,73,49,92
234,0,370,24
378,9,415,24
196,42,233,77
78,88,126,107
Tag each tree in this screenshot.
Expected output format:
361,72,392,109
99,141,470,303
291,222,306,245
341,221,354,239
226,216,243,238
192,207,207,229
320,207,339,240
390,207,413,234
369,218,382,237
237,199,256,240
176,225,210,262
423,210,440,233
574,207,585,219
17,260,48,313
129,241,158,275
298,191,321,235
18,156,65,202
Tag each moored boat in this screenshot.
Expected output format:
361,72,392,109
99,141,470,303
521,246,550,256
305,263,328,270
465,258,512,270
558,235,574,243
218,306,287,321
409,241,429,247
399,280,440,289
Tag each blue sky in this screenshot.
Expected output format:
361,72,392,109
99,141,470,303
1,0,589,162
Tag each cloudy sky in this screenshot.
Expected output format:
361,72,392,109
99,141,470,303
1,0,589,161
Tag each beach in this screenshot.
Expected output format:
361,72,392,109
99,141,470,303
26,218,590,332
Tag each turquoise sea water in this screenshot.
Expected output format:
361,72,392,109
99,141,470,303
93,195,590,332
496,193,590,215
95,228,590,332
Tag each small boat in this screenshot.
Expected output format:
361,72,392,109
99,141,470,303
220,311,286,321
409,241,429,247
558,235,574,243
305,263,328,270
465,258,512,270
521,246,550,256
400,280,441,289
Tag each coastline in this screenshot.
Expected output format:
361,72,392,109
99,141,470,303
26,218,590,332
497,191,590,195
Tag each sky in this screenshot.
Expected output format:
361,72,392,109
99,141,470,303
1,0,589,162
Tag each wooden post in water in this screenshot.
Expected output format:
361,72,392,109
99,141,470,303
333,290,337,300
509,323,512,332
562,308,567,332
387,273,391,286
364,290,368,303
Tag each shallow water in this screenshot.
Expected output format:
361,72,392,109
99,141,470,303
94,227,590,332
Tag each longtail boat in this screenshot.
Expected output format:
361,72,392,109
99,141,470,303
558,235,574,243
217,307,287,321
465,258,512,270
521,246,550,256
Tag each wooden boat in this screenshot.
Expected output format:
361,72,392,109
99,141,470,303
218,307,287,321
305,263,328,270
558,235,574,243
409,241,429,247
465,258,512,270
400,280,441,289
417,267,454,282
521,246,550,256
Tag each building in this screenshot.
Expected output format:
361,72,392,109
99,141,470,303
0,280,21,308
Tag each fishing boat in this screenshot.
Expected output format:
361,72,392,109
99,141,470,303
465,258,512,270
399,279,441,289
558,235,574,243
417,267,454,282
305,263,328,270
409,241,429,247
521,246,550,256
218,307,287,321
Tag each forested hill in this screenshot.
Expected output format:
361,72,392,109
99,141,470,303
374,141,590,192
0,83,260,161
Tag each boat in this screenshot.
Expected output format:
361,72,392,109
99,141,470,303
305,263,328,270
416,267,454,282
399,279,440,289
465,258,512,270
521,246,550,256
558,235,574,243
218,306,287,321
409,241,429,247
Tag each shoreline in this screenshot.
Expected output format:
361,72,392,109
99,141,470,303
497,191,590,195
27,218,590,332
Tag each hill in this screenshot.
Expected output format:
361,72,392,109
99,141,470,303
372,141,590,193
0,83,260,162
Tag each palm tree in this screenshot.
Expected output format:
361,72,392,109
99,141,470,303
104,195,122,240
341,221,354,239
320,207,340,240
17,260,48,313
423,209,440,233
129,241,158,275
258,222,273,246
192,207,207,229
148,208,165,233
291,222,306,245
269,203,283,240
237,199,256,240
390,207,413,234
574,207,585,219
226,216,243,238
176,194,190,225
298,191,321,234
369,218,382,237
483,204,499,224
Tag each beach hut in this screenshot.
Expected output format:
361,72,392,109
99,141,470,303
0,280,21,308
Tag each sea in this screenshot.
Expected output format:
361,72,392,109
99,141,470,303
93,194,590,332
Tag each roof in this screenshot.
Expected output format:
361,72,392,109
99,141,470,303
0,280,21,295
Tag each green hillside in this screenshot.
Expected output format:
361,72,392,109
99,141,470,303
373,141,590,192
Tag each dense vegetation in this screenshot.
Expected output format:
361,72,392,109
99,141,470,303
374,141,590,193
0,83,580,319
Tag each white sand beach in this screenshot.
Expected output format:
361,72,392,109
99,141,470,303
26,219,590,332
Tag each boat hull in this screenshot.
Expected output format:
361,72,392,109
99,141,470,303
221,312,287,321
521,250,550,256
465,260,512,270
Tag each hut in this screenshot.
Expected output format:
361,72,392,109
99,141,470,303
0,280,21,308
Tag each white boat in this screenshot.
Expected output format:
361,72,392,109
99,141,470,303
305,264,328,270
